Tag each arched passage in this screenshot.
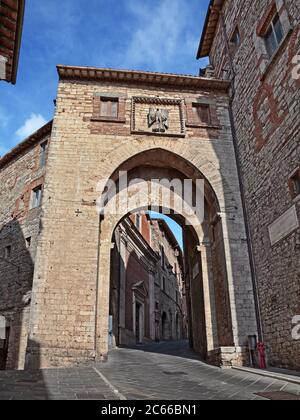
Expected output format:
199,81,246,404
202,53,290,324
95,148,239,365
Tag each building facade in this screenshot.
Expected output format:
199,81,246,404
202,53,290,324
0,66,258,370
0,123,51,369
0,0,25,84
110,213,186,348
197,0,300,370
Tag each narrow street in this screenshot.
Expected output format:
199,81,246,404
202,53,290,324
1,341,300,400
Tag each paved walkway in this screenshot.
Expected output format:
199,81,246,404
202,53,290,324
0,367,118,400
0,341,300,400
97,341,300,400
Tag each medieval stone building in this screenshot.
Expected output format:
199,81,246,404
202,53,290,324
197,0,299,370
1,0,298,373
0,66,258,370
110,213,186,348
0,0,25,84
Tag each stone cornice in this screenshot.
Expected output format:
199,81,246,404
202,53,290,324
57,65,230,92
197,0,225,59
0,0,26,84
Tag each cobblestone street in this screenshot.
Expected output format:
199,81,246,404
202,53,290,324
1,342,300,400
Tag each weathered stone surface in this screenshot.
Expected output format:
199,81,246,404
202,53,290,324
0,70,258,369
204,0,300,370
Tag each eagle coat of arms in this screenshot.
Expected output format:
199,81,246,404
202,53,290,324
148,108,169,133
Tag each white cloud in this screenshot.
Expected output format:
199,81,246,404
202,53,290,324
15,113,47,139
122,0,199,72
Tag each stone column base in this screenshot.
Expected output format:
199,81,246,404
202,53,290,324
25,345,96,369
207,346,249,368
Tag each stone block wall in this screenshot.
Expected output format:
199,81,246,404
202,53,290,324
0,131,50,369
208,0,300,369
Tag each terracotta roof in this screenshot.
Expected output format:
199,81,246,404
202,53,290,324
0,121,53,170
0,0,25,84
57,65,230,91
196,0,225,59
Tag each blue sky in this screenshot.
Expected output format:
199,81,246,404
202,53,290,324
0,0,209,156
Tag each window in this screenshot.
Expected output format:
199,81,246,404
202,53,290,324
26,237,32,249
40,141,48,168
31,186,42,209
100,97,119,118
135,214,141,231
231,27,241,48
264,13,284,58
4,246,11,260
192,104,211,125
290,171,300,198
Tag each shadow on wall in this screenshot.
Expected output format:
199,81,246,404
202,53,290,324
0,219,50,398
0,220,45,372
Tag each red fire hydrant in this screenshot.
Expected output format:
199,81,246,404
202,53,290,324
257,342,267,369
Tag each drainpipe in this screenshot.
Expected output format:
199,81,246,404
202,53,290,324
217,11,264,342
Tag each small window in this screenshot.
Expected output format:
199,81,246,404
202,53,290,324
4,246,11,260
100,98,119,118
40,141,48,168
192,104,211,125
26,237,32,249
264,13,284,58
290,171,300,198
31,186,42,209
231,27,241,48
135,214,141,231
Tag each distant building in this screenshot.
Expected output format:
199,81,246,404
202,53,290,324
110,213,187,348
0,0,25,84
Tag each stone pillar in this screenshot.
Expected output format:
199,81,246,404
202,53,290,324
95,240,115,361
198,241,218,351
218,211,258,347
148,269,156,341
119,235,127,339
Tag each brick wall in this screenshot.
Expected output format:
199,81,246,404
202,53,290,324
208,0,300,369
0,134,49,369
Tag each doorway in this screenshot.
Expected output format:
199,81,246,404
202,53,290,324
0,327,10,371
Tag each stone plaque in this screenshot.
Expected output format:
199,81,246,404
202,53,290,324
269,205,299,246
131,97,185,137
